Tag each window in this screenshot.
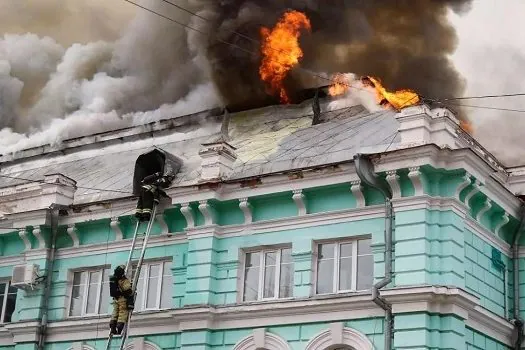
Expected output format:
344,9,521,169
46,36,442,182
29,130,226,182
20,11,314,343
131,261,172,311
69,267,111,316
316,238,373,294
243,247,293,301
0,281,17,323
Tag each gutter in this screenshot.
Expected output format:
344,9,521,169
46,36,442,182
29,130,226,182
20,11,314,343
511,203,525,350
36,206,60,350
354,154,394,350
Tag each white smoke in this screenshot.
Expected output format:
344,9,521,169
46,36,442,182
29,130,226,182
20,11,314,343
0,0,222,155
326,73,383,112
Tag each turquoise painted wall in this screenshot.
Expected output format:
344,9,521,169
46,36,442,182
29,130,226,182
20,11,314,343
465,327,511,350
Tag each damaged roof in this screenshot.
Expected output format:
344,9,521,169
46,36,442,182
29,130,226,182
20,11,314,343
0,98,399,205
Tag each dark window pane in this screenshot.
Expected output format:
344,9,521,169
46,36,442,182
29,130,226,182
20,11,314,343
318,244,335,260
4,292,16,322
279,262,294,298
316,259,334,294
263,265,276,298
86,271,101,314
357,255,374,290
161,262,172,309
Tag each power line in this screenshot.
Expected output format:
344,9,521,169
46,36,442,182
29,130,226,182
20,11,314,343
442,93,525,101
0,174,132,194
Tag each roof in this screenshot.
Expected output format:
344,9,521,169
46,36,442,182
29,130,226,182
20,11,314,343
0,98,399,205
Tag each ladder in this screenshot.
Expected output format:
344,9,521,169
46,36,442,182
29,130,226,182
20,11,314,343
104,203,158,350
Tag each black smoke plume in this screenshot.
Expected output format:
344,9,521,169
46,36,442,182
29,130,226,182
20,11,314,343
195,0,472,112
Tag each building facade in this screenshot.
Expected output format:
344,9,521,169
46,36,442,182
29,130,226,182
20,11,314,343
0,102,524,349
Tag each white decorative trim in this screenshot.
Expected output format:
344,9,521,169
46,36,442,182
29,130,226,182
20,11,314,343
198,200,214,226
110,217,123,241
350,180,365,208
18,229,31,251
69,343,95,350
66,225,80,247
495,212,510,237
476,199,492,222
464,180,481,208
180,203,194,229
465,217,510,256
455,172,472,200
233,328,291,350
155,213,169,235
292,189,307,216
408,167,424,196
304,324,374,350
385,170,402,199
239,198,252,224
32,226,46,249
123,338,160,350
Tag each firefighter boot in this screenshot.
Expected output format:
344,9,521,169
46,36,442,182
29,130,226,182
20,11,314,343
116,322,125,335
109,320,118,335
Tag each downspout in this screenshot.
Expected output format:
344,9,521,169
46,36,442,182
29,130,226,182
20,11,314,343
511,203,525,350
37,205,60,350
354,154,394,350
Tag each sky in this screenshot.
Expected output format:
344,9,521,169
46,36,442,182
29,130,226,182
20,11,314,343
0,0,524,165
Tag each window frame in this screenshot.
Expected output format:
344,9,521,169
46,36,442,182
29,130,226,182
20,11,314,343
130,259,172,312
240,245,294,302
0,280,16,324
67,265,110,318
313,236,373,295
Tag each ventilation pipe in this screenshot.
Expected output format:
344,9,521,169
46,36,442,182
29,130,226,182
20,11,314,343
511,203,525,350
37,205,60,350
354,154,394,350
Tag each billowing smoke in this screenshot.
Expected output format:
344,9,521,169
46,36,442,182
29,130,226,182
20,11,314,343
195,0,472,111
0,0,473,154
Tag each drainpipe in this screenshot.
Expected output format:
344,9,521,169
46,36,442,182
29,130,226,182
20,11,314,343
354,154,394,350
37,205,60,350
511,203,525,350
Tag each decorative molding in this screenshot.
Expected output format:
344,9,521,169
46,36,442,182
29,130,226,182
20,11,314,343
180,203,194,229
408,167,424,196
292,189,307,216
465,218,510,256
198,200,214,226
476,199,492,222
32,226,46,249
495,212,510,237
123,338,160,350
238,198,252,224
455,172,472,200
233,328,291,350
350,180,365,208
464,180,481,208
155,213,169,235
109,218,123,241
385,170,402,199
66,225,80,247
18,229,31,251
304,324,374,350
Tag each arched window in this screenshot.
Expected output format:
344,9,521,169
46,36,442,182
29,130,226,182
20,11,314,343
233,329,291,350
305,323,374,350
123,338,161,350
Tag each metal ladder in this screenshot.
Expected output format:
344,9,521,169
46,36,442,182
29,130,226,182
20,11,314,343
104,203,158,350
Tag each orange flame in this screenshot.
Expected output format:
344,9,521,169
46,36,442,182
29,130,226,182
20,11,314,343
460,120,473,134
259,11,311,103
363,76,420,110
328,73,350,96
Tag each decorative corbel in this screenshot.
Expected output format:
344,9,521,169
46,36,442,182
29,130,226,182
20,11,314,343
350,180,365,208
408,167,424,196
110,217,123,241
155,212,169,235
180,203,195,229
198,200,215,226
32,226,46,249
495,212,510,237
385,170,401,199
239,197,253,224
455,172,472,201
464,180,481,208
292,189,307,216
18,228,31,251
476,199,492,222
67,224,80,247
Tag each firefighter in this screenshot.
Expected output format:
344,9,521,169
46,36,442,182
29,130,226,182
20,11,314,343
109,265,134,335
135,172,171,222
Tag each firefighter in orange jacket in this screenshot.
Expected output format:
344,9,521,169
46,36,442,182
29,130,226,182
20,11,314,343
109,265,134,335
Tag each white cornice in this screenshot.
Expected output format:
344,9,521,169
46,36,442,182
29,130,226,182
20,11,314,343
0,286,514,346
465,218,511,256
